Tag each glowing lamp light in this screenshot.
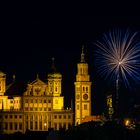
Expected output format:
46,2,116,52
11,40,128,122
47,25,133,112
125,119,130,126
44,123,47,128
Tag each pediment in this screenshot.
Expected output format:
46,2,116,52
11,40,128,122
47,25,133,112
29,79,46,86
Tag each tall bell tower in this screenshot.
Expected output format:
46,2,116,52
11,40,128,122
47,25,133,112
74,47,92,125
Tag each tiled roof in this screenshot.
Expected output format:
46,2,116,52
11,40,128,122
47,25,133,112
5,81,27,96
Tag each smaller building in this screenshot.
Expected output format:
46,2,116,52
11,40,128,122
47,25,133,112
106,94,114,120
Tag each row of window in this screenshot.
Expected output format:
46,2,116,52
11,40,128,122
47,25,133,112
53,122,71,130
4,122,22,130
25,115,47,120
10,100,19,104
76,87,89,92
25,114,71,121
26,91,47,96
24,99,51,103
77,104,88,110
25,121,71,130
54,115,71,119
79,68,87,74
24,107,52,111
4,115,22,119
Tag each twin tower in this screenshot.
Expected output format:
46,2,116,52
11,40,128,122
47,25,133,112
75,47,92,125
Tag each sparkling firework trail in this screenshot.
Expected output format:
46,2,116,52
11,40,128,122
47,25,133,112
95,30,140,87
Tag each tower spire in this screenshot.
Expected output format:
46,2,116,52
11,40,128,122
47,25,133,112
36,74,39,79
81,45,85,62
51,57,56,72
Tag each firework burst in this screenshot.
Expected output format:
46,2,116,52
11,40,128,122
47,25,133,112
95,30,140,87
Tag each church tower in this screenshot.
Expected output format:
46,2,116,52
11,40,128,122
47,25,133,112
48,58,62,97
75,47,92,125
48,58,64,110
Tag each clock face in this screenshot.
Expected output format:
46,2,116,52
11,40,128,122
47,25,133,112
76,94,80,100
83,94,88,100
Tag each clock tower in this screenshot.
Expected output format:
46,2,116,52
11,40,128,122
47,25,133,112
74,47,92,125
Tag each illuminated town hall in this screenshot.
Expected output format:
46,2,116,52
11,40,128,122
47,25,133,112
0,48,93,134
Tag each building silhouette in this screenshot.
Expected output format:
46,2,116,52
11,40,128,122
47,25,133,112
0,47,96,134
0,59,73,134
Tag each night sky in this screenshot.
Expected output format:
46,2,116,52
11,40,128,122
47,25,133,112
1,10,140,115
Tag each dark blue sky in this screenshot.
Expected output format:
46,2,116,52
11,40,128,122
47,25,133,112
1,11,140,114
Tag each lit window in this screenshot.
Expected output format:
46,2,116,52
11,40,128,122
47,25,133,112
26,121,28,129
35,121,38,129
10,100,13,103
83,87,85,92
30,122,33,130
55,87,58,92
77,104,79,110
86,87,88,92
39,122,42,130
30,116,33,121
84,104,87,110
